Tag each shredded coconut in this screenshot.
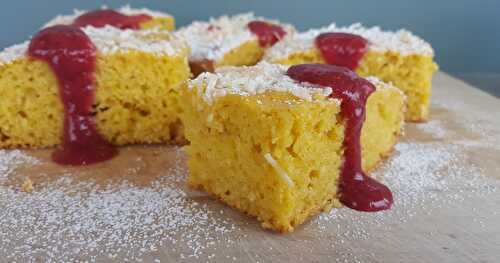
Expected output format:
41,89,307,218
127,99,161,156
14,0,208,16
188,63,398,104
82,26,185,56
188,62,334,103
264,153,294,187
264,23,434,61
0,26,186,65
43,5,172,28
365,76,404,94
0,42,29,65
174,13,295,61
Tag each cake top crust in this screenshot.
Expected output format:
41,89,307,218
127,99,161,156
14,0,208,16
174,13,295,62
43,5,173,28
264,23,434,61
0,26,187,65
189,62,332,103
188,62,398,104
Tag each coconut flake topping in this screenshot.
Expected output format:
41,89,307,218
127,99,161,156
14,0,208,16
188,62,333,103
175,13,295,62
265,23,434,61
0,26,186,65
43,5,172,28
188,62,401,105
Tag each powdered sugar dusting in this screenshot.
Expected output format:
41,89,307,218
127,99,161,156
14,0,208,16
416,119,447,139
0,74,499,261
83,26,186,56
0,150,38,182
308,140,496,259
0,26,187,65
265,23,434,61
0,147,240,262
175,13,295,62
305,98,499,258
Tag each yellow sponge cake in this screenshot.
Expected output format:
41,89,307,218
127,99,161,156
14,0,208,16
0,26,190,149
174,13,295,75
265,23,438,122
179,63,405,232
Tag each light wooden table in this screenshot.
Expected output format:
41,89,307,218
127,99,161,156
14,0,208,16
1,72,500,262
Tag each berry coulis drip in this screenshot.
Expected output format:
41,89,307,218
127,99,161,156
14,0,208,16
286,64,393,212
73,9,152,30
315,33,369,70
28,25,117,166
247,20,286,47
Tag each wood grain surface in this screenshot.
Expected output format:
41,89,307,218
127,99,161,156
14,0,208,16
1,72,499,262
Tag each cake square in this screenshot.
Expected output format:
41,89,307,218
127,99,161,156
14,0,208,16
179,63,405,232
264,23,438,121
174,13,296,76
0,26,190,149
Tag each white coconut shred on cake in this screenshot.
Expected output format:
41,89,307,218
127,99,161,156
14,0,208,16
265,23,434,61
175,13,294,62
43,5,173,28
0,26,186,65
188,62,335,104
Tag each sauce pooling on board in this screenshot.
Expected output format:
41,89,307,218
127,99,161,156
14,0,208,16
247,21,286,47
286,64,393,212
73,9,152,30
315,33,369,70
28,25,117,165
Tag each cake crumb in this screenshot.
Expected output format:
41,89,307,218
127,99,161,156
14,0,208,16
20,178,34,193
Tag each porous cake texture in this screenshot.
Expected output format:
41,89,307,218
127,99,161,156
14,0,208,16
44,5,176,31
0,26,190,148
265,23,438,121
179,63,405,232
174,13,295,74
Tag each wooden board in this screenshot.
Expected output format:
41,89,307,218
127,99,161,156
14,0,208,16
1,72,499,262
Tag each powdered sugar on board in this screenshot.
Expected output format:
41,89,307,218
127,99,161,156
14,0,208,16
0,150,38,182
301,99,500,262
1,78,500,262
0,147,243,262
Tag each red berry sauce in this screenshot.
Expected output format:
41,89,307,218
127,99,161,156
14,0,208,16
286,64,393,212
315,33,369,70
73,9,152,30
247,20,286,47
28,25,117,166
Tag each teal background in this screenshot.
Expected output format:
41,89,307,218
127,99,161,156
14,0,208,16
0,0,499,75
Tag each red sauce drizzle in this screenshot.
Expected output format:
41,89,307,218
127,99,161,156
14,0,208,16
73,9,152,30
315,33,369,70
286,64,393,212
247,20,286,47
28,25,117,166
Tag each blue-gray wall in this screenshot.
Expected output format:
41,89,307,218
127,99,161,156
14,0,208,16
1,0,499,74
